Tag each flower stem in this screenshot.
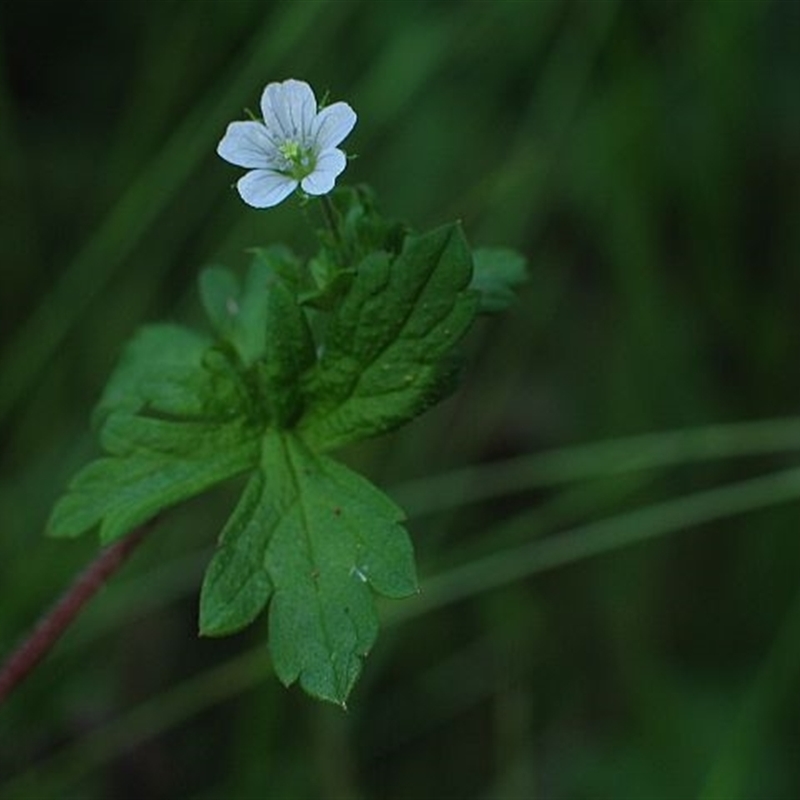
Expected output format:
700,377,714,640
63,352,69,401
0,521,155,705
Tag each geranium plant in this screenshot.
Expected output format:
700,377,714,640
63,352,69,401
1,79,526,707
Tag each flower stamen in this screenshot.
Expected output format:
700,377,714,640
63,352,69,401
278,140,316,179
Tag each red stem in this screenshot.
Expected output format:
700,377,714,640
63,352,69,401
0,522,154,705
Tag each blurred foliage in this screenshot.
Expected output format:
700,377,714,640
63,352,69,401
1,0,800,798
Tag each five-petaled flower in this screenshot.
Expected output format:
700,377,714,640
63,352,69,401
217,79,357,208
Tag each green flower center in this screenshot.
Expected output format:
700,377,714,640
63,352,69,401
278,140,316,179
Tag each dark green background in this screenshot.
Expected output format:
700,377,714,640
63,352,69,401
1,1,799,798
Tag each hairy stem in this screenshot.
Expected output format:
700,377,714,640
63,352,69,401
0,522,154,705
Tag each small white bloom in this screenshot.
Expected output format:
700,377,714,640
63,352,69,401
217,79,357,208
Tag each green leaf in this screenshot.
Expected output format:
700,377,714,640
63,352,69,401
199,267,241,343
50,309,263,545
95,323,238,422
48,414,260,543
200,250,314,427
330,185,408,262
199,430,418,705
470,247,528,313
301,187,408,311
200,247,303,369
299,223,479,451
196,470,275,636
255,270,316,427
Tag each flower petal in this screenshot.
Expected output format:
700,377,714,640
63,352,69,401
301,149,347,195
217,121,278,169
236,170,297,208
261,79,317,141
312,102,357,150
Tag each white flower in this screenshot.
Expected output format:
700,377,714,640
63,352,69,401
217,79,357,208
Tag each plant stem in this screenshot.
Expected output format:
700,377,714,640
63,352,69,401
0,521,154,705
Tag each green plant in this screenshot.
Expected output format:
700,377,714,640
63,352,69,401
3,80,525,708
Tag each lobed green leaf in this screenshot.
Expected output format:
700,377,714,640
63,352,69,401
196,470,275,636
199,430,417,705
200,246,302,369
256,269,316,427
48,416,260,544
95,324,239,422
299,223,479,451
